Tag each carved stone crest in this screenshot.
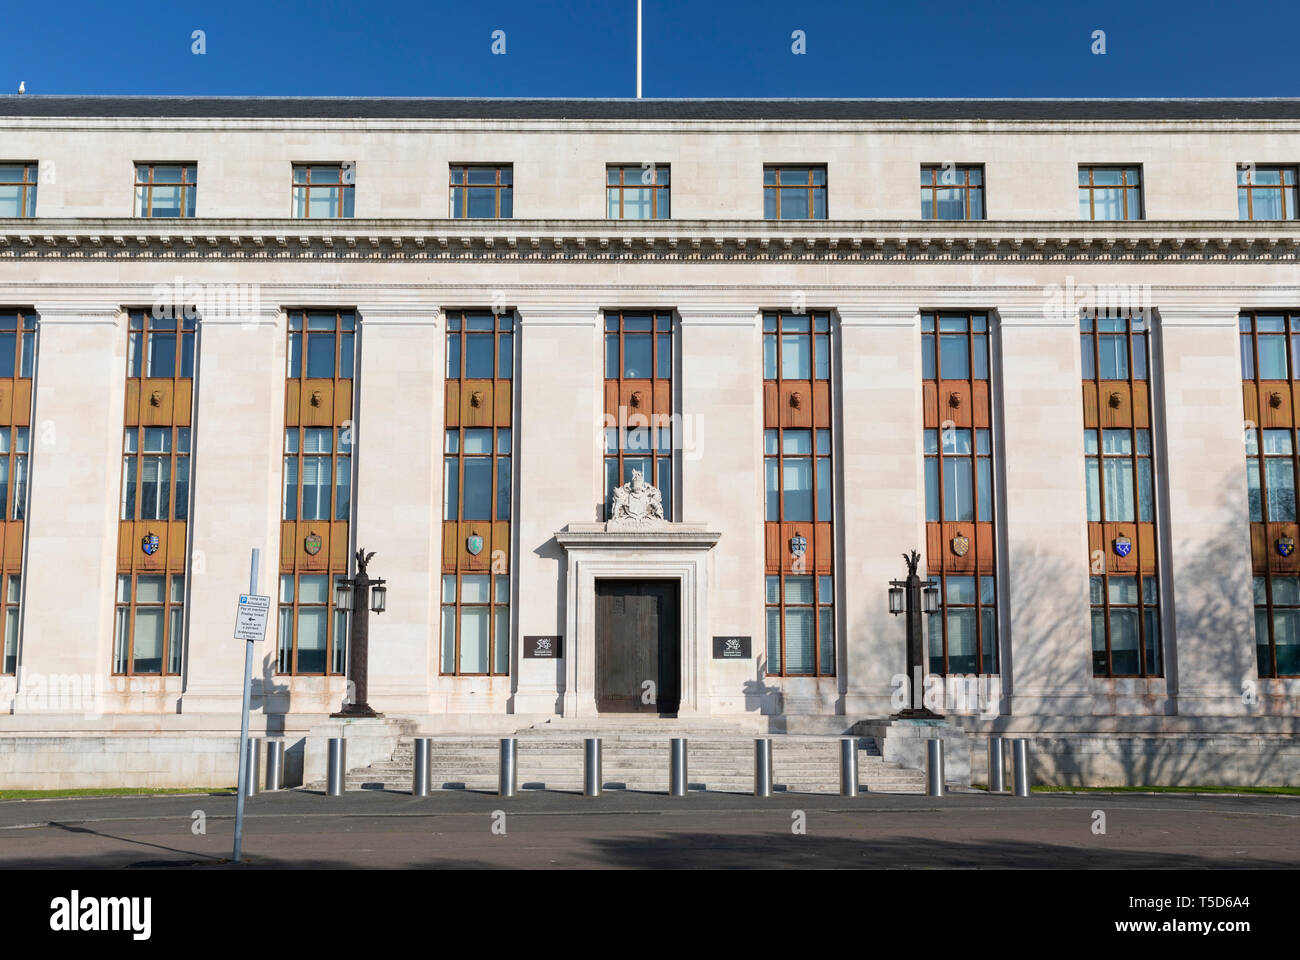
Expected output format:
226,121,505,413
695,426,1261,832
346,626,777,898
607,469,666,528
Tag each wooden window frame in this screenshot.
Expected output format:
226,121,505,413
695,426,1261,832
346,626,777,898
113,571,184,676
441,309,513,677
1241,310,1300,677
449,164,513,219
0,163,38,218
291,164,355,219
1238,165,1299,221
1082,313,1161,677
604,310,673,520
920,164,985,221
0,309,33,676
1078,165,1143,221
133,163,197,219
278,309,355,677
606,164,670,220
922,311,998,676
762,310,834,677
763,165,827,221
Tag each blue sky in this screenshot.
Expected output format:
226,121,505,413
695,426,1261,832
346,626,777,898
6,0,1296,99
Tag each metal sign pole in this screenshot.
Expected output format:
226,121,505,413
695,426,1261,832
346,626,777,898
232,548,259,863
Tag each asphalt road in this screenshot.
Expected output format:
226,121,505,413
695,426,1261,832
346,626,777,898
1,788,1296,869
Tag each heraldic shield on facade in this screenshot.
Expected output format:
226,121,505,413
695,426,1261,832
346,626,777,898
606,469,667,529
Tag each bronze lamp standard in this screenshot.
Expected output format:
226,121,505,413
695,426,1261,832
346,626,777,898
888,549,943,719
330,548,387,719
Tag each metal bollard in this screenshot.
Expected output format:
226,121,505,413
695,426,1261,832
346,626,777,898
926,737,944,797
243,738,260,798
498,738,517,798
839,737,859,797
754,738,773,797
584,738,602,797
669,738,688,796
987,736,1005,793
1012,738,1030,797
326,737,345,796
264,740,284,792
412,738,431,797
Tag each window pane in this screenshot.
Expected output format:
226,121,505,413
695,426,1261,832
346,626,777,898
1109,609,1140,675
299,574,329,604
943,458,973,521
132,609,164,674
765,458,779,521
296,609,328,673
782,458,813,520
493,606,510,674
818,607,834,674
784,609,814,673
459,608,489,672
1258,336,1288,379
443,458,459,520
335,458,351,520
1266,459,1296,521
497,458,512,520
938,335,969,379
781,334,811,378
462,457,492,520
946,609,977,674
1105,459,1136,522
623,334,652,377
924,459,939,522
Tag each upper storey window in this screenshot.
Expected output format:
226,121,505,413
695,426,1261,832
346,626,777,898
0,164,37,218
1079,166,1142,221
921,165,984,220
607,164,670,219
450,165,513,219
292,164,355,219
764,166,826,220
134,164,197,219
1238,165,1298,220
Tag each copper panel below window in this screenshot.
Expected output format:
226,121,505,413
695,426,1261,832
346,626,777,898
1258,381,1292,429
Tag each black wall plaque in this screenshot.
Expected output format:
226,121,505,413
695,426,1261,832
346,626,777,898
523,635,563,659
712,635,752,659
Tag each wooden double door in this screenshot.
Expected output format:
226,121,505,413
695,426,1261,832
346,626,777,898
595,579,680,714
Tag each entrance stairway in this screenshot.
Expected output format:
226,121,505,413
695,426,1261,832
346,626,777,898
324,718,927,794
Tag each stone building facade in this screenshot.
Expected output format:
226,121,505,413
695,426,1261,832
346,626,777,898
0,96,1297,787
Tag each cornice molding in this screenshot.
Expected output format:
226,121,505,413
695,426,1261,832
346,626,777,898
676,305,759,326
836,305,920,327
1155,305,1244,327
355,303,440,326
514,304,602,327
2,219,1298,264
31,302,124,324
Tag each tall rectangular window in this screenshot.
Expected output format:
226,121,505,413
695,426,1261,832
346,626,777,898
278,310,354,675
134,164,197,218
0,309,33,675
763,166,827,220
449,165,513,219
1082,314,1162,677
292,164,355,219
116,310,195,677
607,164,670,219
763,311,834,676
442,309,513,675
1079,166,1143,221
0,164,38,218
920,165,984,220
1238,165,1298,221
922,312,997,675
604,310,673,520
1241,311,1300,677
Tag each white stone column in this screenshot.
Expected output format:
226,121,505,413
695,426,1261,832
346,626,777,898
354,303,441,713
838,305,926,716
512,304,601,716
18,303,124,718
996,304,1093,716
677,306,762,715
181,302,285,715
1157,305,1254,715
